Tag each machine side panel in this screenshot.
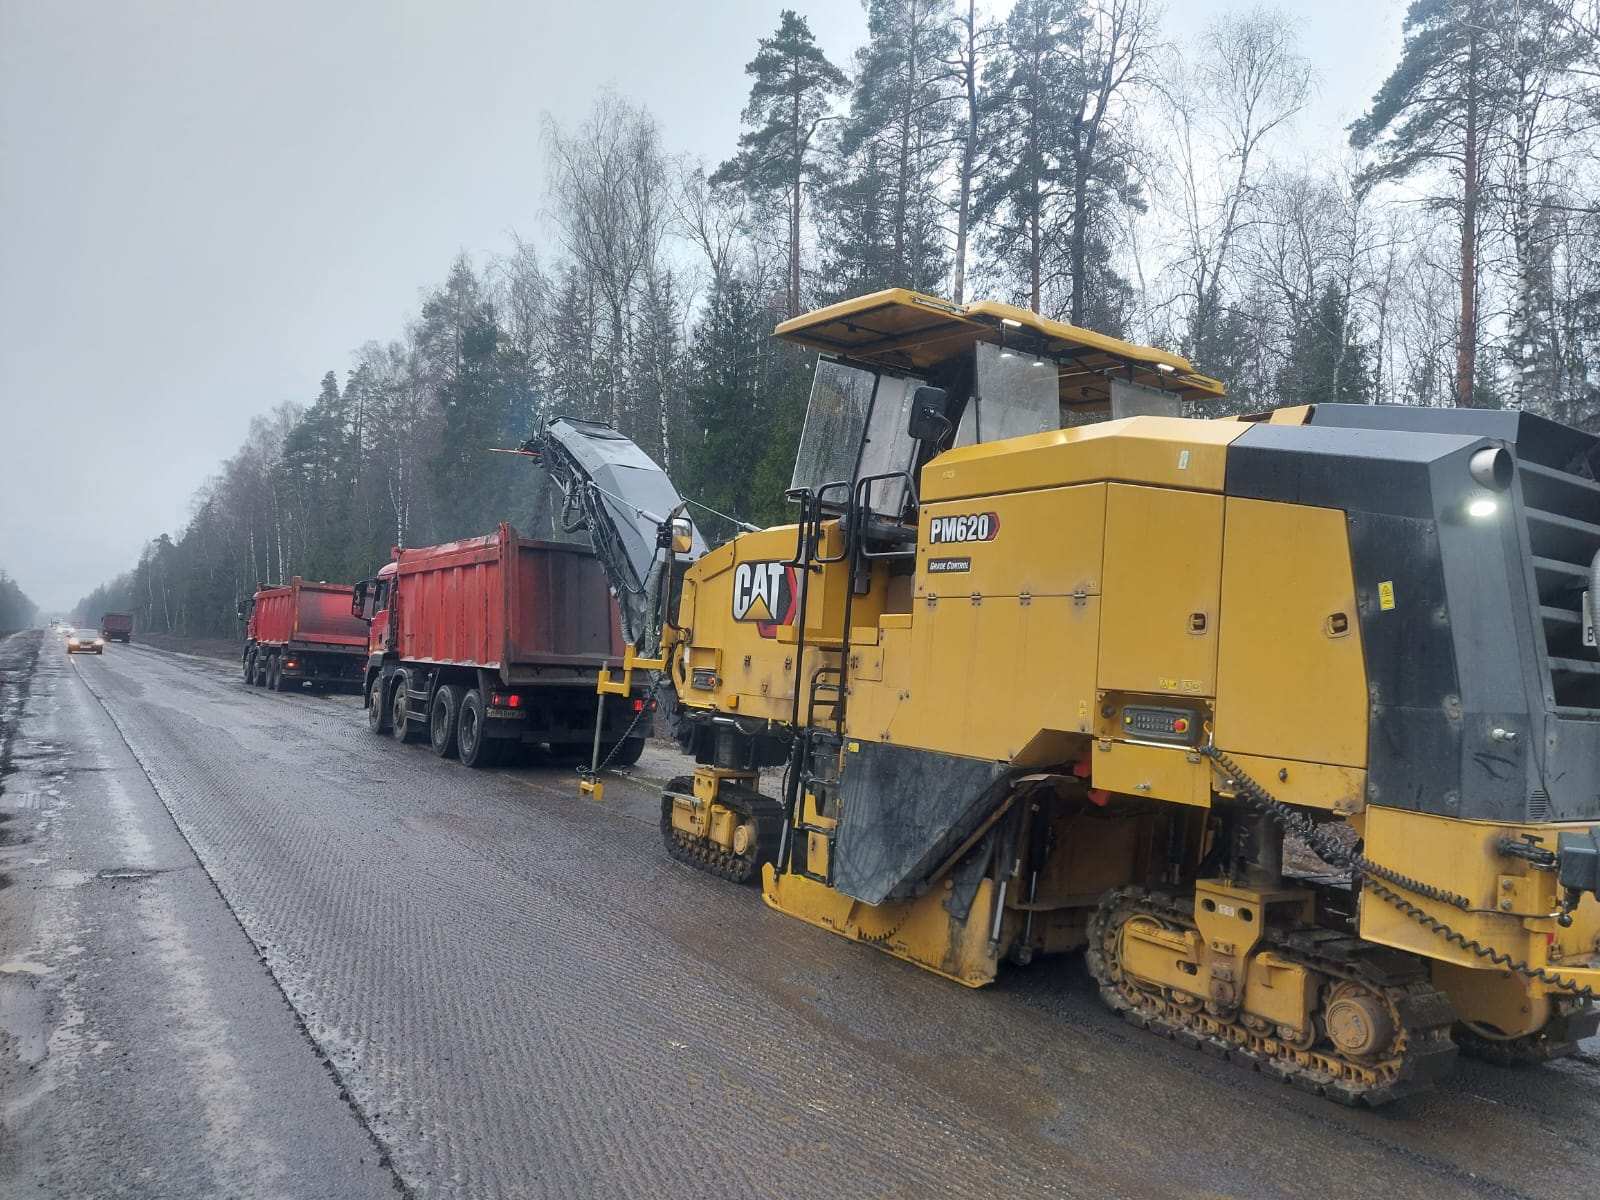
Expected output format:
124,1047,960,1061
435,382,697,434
677,525,853,725
1226,422,1540,821
847,484,1105,759
1097,485,1223,697
915,484,1105,601
873,593,1100,759
1213,498,1367,768
1346,511,1463,813
921,415,1245,502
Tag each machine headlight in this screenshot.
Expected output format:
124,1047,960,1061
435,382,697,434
1469,446,1512,491
1467,497,1499,519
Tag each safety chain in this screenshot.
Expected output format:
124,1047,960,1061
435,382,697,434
578,696,653,784
1199,744,1598,1003
1363,879,1598,1002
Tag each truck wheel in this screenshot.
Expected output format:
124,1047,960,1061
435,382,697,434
265,655,281,691
430,685,465,758
391,676,419,743
366,676,391,734
457,689,499,768
271,656,290,692
602,736,647,768
243,651,256,684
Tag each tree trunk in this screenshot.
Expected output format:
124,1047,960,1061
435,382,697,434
1070,144,1088,324
952,1,977,305
894,5,916,280
1030,204,1041,313
1028,80,1042,313
1456,29,1480,409
610,297,626,427
790,62,803,318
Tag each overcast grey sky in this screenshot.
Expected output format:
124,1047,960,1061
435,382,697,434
0,0,1402,613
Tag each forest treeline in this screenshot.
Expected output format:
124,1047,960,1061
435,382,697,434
0,572,38,632
78,0,1600,637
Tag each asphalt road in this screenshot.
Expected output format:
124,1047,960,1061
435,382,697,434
3,630,1599,1199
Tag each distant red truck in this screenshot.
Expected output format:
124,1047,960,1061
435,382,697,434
241,578,368,692
354,522,648,768
100,612,133,643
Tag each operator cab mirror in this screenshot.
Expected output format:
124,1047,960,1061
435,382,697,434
907,386,953,443
670,516,694,556
235,598,247,619
351,580,369,621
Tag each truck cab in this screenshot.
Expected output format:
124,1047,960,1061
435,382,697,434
356,561,397,657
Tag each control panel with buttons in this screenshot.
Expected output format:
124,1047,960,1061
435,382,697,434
1120,704,1203,746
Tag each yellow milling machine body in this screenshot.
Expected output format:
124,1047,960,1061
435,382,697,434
543,290,1600,1107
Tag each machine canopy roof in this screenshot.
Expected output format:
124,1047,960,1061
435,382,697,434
773,289,1225,410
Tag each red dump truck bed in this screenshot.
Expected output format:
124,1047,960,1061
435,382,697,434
393,524,621,680
250,578,367,648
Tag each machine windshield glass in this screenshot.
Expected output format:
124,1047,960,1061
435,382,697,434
956,340,1061,446
855,372,916,515
790,359,918,518
790,358,874,498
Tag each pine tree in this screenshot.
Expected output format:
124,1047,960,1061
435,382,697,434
630,266,683,469
1276,282,1373,407
713,11,848,318
823,0,957,296
819,141,901,300
1061,0,1152,328
974,0,1078,313
973,0,1141,325
543,266,604,425
680,274,770,535
1350,0,1502,408
417,257,518,540
276,371,351,580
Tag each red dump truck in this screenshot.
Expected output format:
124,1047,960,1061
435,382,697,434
354,522,648,768
100,612,133,643
241,578,368,692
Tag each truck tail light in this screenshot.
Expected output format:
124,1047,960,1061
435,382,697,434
490,692,521,708
633,698,646,712
285,659,298,669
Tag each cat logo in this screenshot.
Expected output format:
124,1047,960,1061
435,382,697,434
928,511,1000,545
732,560,798,638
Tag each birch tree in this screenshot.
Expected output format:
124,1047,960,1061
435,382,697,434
712,11,848,317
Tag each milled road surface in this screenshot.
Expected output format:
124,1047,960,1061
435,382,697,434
2,630,1599,1199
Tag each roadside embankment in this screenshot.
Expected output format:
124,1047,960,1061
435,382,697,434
125,631,239,662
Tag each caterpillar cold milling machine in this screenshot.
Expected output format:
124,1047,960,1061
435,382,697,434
531,289,1600,1105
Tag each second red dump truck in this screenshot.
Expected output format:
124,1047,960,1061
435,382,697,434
241,578,368,692
354,522,649,768
100,612,133,643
